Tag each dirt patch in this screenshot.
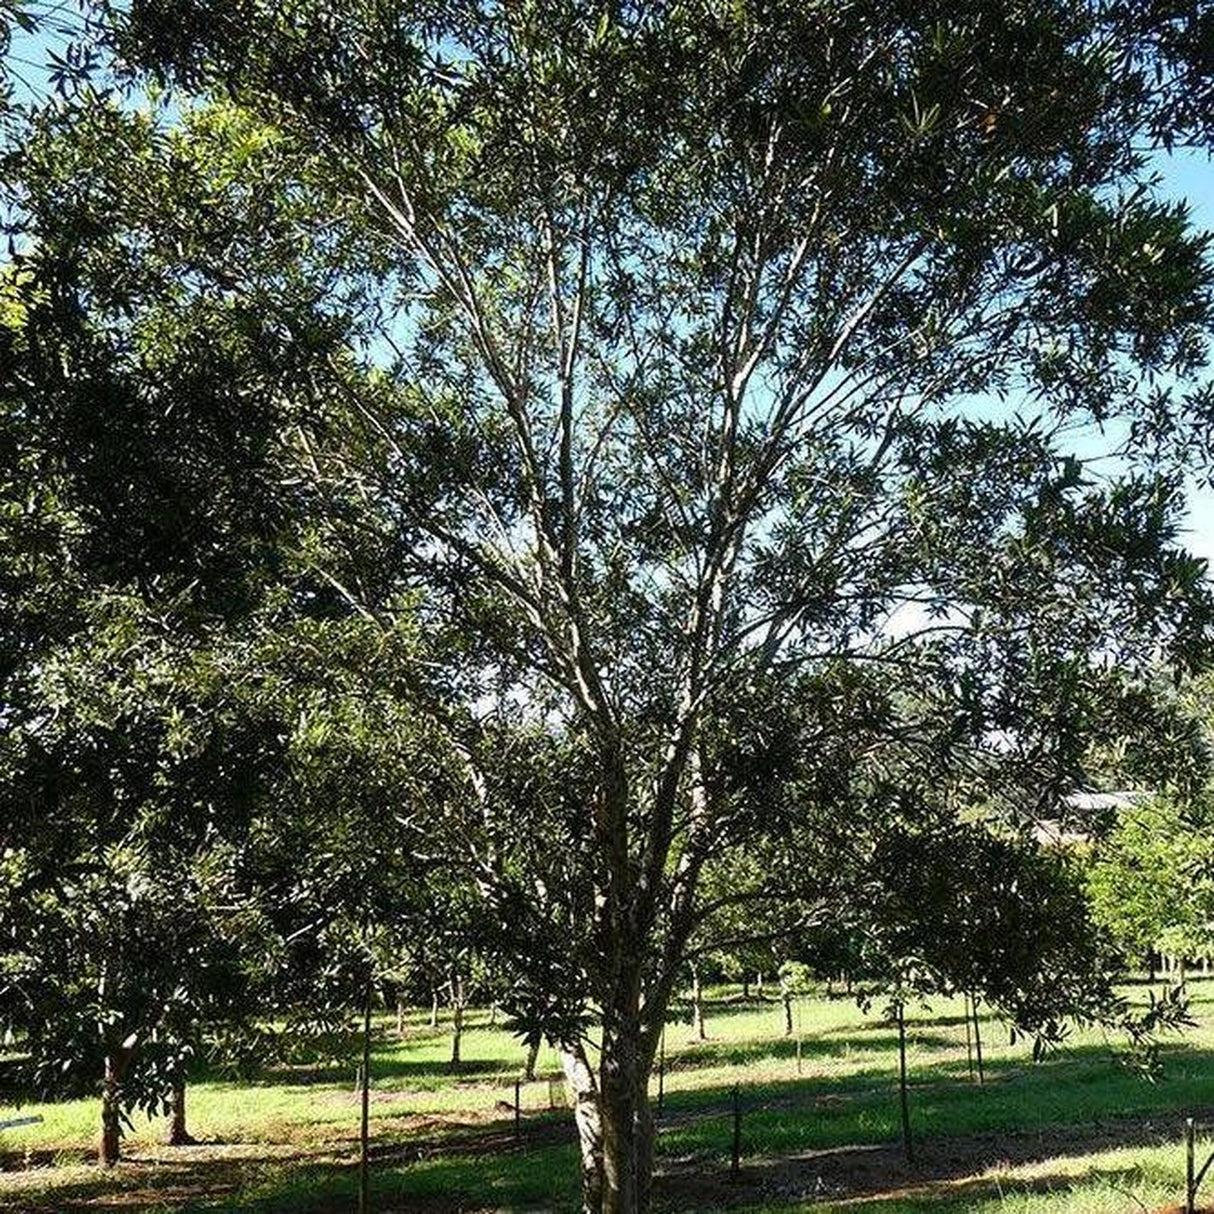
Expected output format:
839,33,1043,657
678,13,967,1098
653,1107,1214,1209
0,1147,91,1173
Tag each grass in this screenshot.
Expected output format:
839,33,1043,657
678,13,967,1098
2,982,1214,1211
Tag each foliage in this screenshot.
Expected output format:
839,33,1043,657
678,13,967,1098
0,93,450,1145
857,814,1200,1066
0,594,283,1112
1087,795,1214,965
8,0,1214,1203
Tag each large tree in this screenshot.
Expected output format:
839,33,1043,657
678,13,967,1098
45,0,1214,1207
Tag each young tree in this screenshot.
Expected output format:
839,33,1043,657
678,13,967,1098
0,598,286,1162
62,1,1214,1206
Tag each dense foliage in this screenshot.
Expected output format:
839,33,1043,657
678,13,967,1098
1,1,1213,1208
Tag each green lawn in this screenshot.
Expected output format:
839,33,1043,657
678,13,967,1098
2,982,1213,1212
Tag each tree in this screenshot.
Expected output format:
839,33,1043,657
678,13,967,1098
0,92,446,1161
861,818,1135,1041
71,1,1214,1207
690,842,823,1031
0,596,288,1162
1088,796,1214,978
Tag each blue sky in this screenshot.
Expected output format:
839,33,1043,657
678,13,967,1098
1155,150,1214,565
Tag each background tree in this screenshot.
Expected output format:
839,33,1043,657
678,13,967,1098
1087,796,1214,981
0,596,286,1161
0,92,452,1159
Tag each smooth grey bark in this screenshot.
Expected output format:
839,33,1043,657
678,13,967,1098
561,1043,605,1214
165,1077,195,1146
691,965,706,1041
560,1004,662,1214
99,1050,128,1167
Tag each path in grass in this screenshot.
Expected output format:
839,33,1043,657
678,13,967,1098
2,982,1214,1211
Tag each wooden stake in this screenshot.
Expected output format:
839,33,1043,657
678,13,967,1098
972,995,984,1085
731,1082,741,1178
1187,1117,1195,1214
359,981,371,1214
897,1002,913,1163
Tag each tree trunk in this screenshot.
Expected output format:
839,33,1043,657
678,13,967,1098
782,989,794,1037
755,972,763,999
165,1077,195,1146
691,965,706,1041
525,1039,540,1082
99,1052,124,1167
634,1095,655,1213
429,988,439,1029
396,998,405,1036
971,995,984,1084
449,973,464,1071
560,1008,660,1213
450,1003,463,1070
599,1018,643,1213
742,975,750,1000
561,1044,604,1214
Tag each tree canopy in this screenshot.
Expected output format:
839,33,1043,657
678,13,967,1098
2,1,1213,1208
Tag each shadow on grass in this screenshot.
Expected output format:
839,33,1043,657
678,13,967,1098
691,1158,1186,1213
258,1055,509,1088
662,1029,961,1076
10,1035,1214,1212
654,1043,1214,1185
18,1089,1205,1214
2,1121,583,1213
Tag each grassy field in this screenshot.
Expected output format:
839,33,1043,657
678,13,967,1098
2,981,1214,1212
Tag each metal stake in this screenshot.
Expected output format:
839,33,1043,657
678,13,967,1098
1187,1117,1196,1214
898,1002,913,1163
